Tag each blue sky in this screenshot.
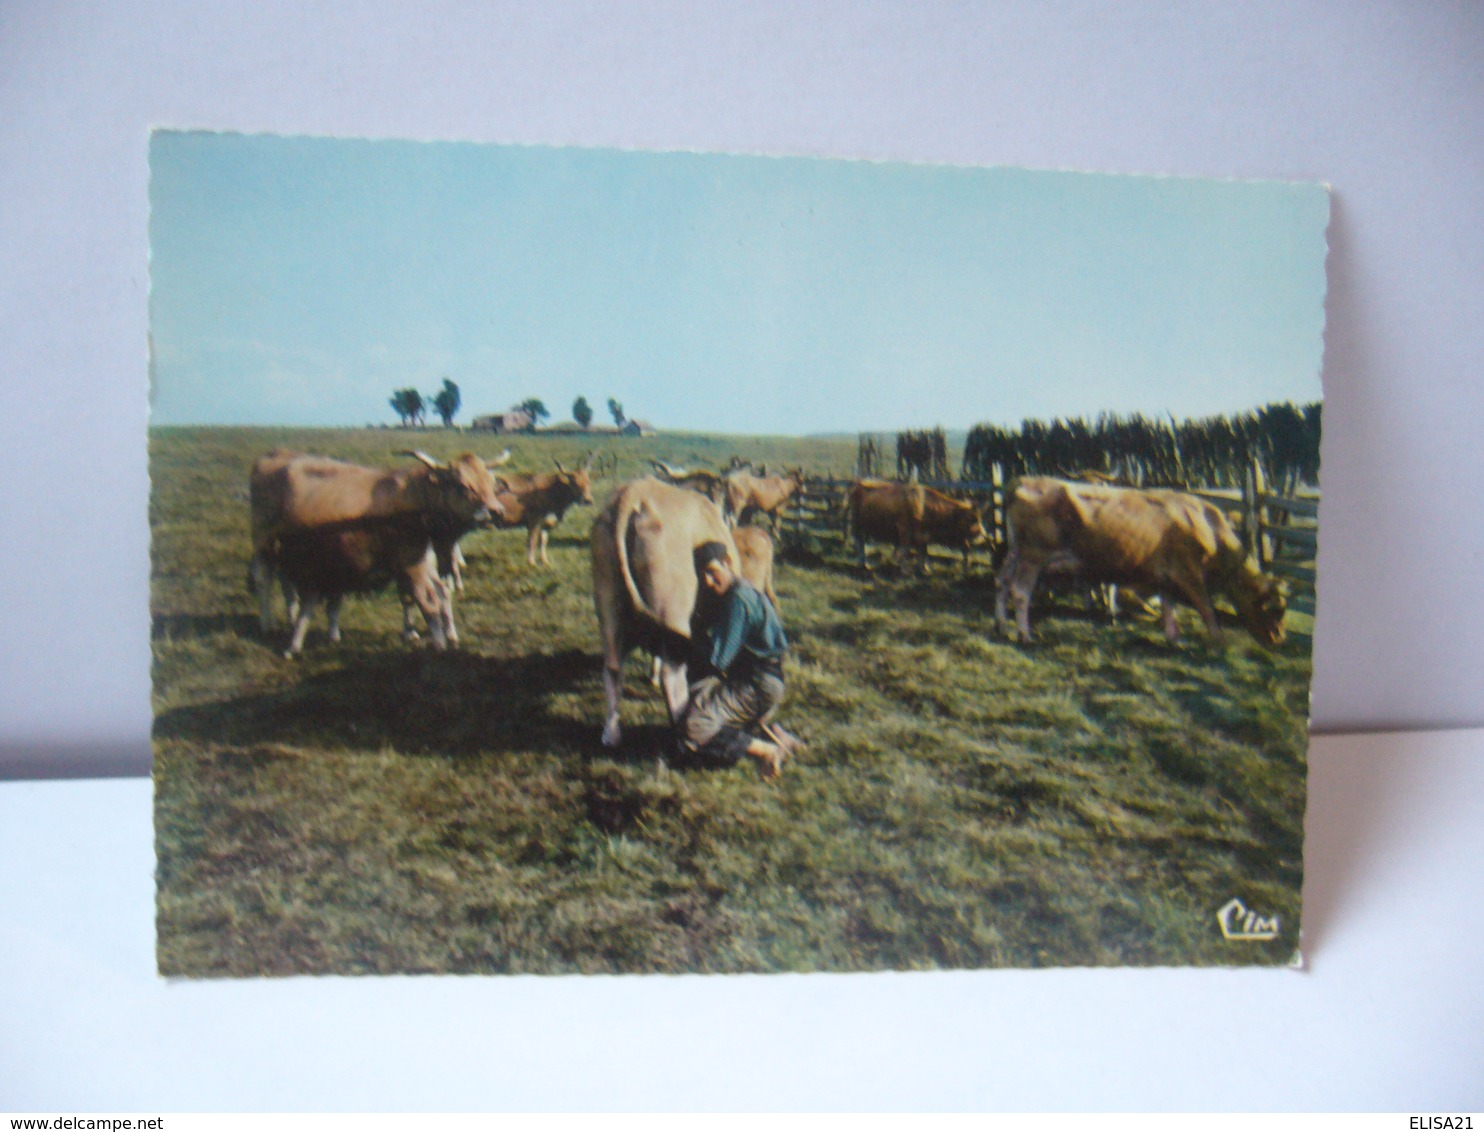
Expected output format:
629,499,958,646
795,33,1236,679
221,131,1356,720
149,132,1329,434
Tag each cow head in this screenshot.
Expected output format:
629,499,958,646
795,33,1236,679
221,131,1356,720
1235,573,1288,648
404,450,508,525
553,457,595,507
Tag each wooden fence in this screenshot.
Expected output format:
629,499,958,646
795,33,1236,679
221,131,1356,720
781,463,1319,624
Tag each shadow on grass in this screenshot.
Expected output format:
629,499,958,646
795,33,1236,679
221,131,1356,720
153,647,615,760
152,611,262,641
827,572,997,617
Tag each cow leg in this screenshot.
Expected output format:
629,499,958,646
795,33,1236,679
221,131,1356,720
657,657,690,726
418,577,450,651
1184,586,1223,642
526,525,540,567
249,554,276,631
326,595,343,643
1156,568,1221,642
402,573,449,650
451,545,466,596
650,653,663,688
1009,560,1044,643
440,577,458,648
994,547,1021,633
1159,593,1182,642
539,525,551,567
601,661,625,747
282,577,301,627
285,595,318,658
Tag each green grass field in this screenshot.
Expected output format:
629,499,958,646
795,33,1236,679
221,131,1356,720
152,426,1312,976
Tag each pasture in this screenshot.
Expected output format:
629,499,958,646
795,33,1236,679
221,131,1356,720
152,426,1312,976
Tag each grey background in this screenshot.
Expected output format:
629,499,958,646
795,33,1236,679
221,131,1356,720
4,2,1484,778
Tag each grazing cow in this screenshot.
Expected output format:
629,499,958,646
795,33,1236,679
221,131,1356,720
487,457,595,566
591,478,739,747
846,479,988,573
723,468,805,530
273,516,455,658
247,449,506,652
994,476,1287,647
649,460,729,506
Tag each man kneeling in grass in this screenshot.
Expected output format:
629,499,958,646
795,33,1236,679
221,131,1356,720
676,541,803,780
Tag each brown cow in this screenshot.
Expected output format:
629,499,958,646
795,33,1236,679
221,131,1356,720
994,476,1287,646
248,448,506,639
847,479,988,573
723,468,805,531
489,456,595,566
591,478,739,747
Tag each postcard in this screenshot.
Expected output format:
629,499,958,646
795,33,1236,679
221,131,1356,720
150,132,1327,975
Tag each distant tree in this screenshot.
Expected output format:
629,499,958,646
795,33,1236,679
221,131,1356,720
432,378,462,428
517,398,549,430
573,395,593,430
608,397,626,428
390,387,425,427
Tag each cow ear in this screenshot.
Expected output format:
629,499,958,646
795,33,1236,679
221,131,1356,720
399,450,441,469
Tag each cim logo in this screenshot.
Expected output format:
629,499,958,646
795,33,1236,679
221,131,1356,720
1217,897,1280,941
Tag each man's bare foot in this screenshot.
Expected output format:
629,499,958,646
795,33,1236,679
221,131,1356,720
755,742,786,781
762,722,805,759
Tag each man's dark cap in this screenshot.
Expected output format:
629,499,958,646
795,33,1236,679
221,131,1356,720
693,541,730,573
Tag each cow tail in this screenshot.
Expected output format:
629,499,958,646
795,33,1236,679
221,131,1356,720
614,493,664,626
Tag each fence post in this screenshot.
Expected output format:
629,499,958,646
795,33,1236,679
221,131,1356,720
991,462,1004,547
1244,458,1270,567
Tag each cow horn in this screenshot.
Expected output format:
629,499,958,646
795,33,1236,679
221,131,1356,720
580,450,595,471
553,458,567,474
399,450,441,469
487,448,512,468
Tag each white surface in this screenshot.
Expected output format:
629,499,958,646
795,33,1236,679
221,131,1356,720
4,3,1484,778
2,728,1481,1111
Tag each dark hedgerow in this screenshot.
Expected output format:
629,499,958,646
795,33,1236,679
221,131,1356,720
962,400,1321,492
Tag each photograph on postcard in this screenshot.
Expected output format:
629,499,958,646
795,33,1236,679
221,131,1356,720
149,132,1327,976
